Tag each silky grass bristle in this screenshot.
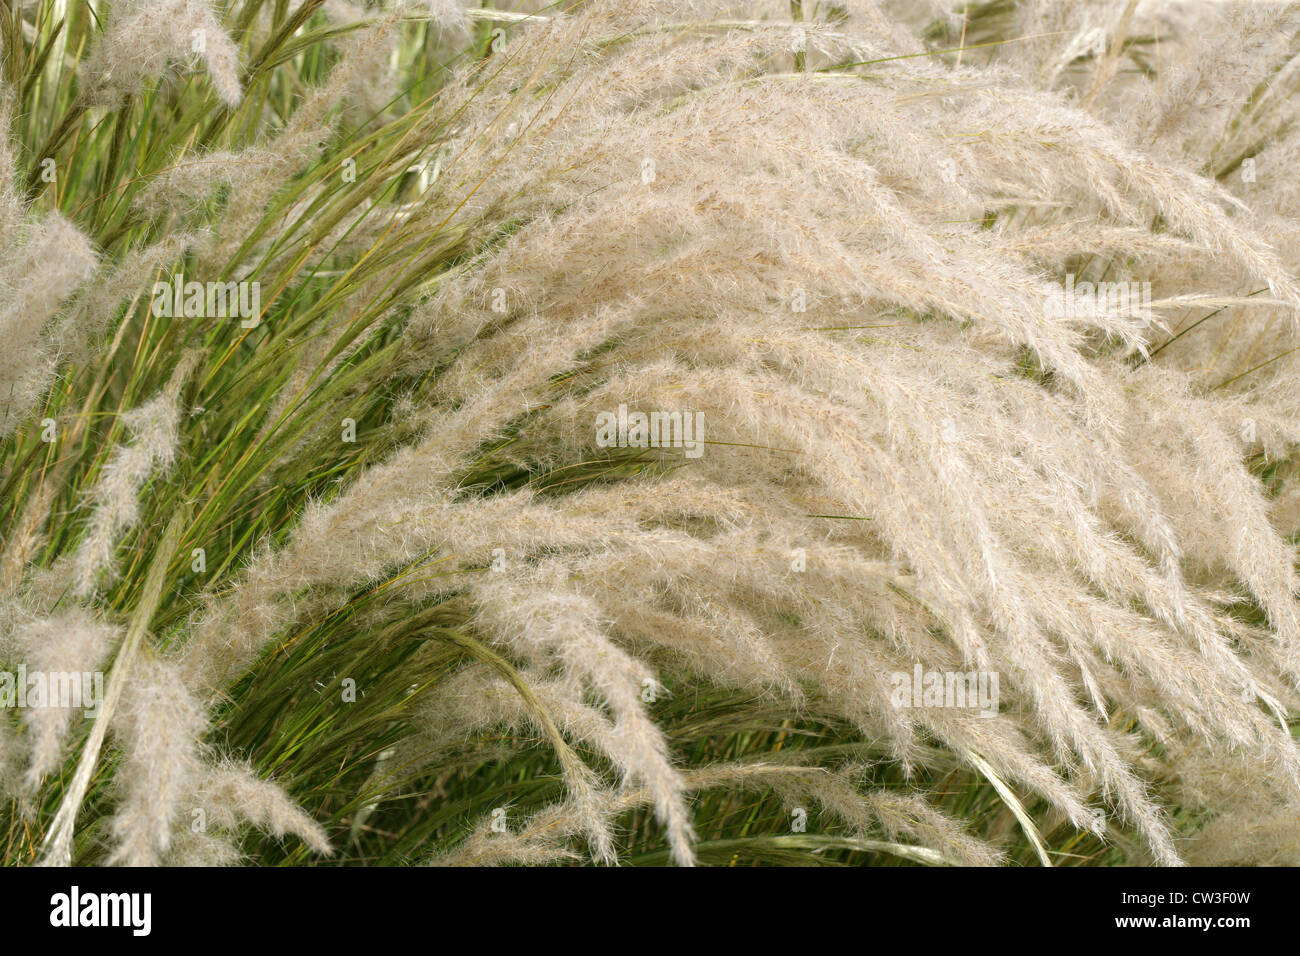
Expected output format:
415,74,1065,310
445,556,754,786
1,0,1300,869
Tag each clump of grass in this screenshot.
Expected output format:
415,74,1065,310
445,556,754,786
2,0,1300,867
